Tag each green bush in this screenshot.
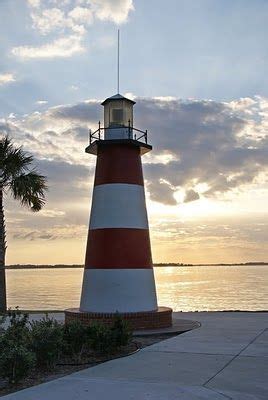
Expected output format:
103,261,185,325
0,313,6,332
30,315,63,369
110,315,132,347
88,323,115,354
0,308,34,384
0,308,133,386
5,308,30,345
88,317,132,354
63,320,88,357
0,344,35,384
0,308,31,368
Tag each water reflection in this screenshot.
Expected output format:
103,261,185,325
6,265,268,311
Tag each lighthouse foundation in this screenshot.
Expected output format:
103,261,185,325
64,306,173,330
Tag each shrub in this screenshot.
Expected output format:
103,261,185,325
30,315,64,369
63,320,88,357
5,308,30,345
110,315,132,347
0,344,35,384
0,308,34,384
0,312,6,325
88,323,115,354
0,313,6,336
88,318,132,354
0,308,30,356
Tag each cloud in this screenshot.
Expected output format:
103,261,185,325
38,209,66,218
146,180,177,206
0,73,16,86
137,97,268,204
68,6,93,25
227,97,257,112
27,0,40,7
36,100,48,105
91,0,134,24
27,0,133,33
149,213,268,263
29,5,93,36
48,100,100,123
15,1,134,59
30,7,67,35
184,189,200,203
12,35,84,59
2,95,268,207
12,224,87,241
3,95,268,263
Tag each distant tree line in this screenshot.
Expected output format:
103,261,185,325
6,261,268,269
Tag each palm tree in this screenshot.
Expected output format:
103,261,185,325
0,136,47,313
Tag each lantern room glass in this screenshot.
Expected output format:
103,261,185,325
104,100,133,128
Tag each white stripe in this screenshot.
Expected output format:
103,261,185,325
89,183,149,230
80,269,158,313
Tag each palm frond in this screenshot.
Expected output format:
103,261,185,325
11,172,48,212
0,136,34,185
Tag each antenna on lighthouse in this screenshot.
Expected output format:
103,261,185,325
117,29,120,94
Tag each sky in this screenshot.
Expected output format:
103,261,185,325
0,0,268,264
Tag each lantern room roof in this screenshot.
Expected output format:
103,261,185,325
101,93,136,106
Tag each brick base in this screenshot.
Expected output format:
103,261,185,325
64,307,173,330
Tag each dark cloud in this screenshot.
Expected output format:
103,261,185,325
38,159,90,186
49,101,101,124
184,189,200,203
3,96,267,263
13,232,54,241
36,159,93,204
2,96,268,207
12,225,87,241
136,98,268,204
146,179,177,205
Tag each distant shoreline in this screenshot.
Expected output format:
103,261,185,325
6,262,268,269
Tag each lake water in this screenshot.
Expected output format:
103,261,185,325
6,265,268,311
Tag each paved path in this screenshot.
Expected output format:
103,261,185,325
2,312,268,399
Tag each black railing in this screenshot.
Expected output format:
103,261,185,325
89,121,148,145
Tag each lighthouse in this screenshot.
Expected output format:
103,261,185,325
65,93,172,329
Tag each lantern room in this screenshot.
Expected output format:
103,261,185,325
86,92,152,155
102,93,135,128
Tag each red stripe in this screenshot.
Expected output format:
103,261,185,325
85,228,153,269
94,143,144,186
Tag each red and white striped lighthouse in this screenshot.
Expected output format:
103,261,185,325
65,94,172,329
81,93,157,313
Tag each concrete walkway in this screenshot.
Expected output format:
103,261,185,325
2,312,268,400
